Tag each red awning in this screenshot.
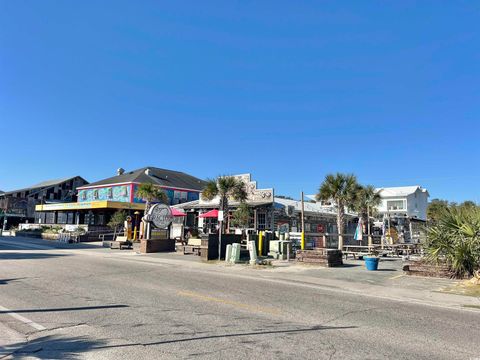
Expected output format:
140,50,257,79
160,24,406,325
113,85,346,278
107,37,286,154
199,209,219,218
170,207,187,217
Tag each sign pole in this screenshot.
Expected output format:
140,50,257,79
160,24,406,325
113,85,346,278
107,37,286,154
218,210,224,261
218,220,222,261
301,191,305,250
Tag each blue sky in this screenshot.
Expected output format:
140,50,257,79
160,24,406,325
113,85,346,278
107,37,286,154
1,1,479,202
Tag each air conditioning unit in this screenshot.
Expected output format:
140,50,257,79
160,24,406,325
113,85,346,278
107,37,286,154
286,205,295,217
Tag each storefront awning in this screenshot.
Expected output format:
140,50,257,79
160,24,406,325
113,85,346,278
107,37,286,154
171,207,186,217
35,201,146,212
199,209,219,218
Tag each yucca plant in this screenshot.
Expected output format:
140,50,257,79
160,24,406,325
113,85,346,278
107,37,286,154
425,205,480,278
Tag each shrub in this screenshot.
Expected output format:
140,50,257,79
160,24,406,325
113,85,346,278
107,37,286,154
425,206,480,278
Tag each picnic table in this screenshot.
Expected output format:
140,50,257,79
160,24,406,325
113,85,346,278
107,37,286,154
342,245,373,259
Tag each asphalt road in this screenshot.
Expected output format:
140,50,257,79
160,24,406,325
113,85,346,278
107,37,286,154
0,237,479,359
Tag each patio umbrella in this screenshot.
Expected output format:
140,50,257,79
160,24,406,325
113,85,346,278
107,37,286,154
199,209,219,218
170,207,187,217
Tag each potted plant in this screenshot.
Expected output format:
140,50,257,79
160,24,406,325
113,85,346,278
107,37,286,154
364,248,380,271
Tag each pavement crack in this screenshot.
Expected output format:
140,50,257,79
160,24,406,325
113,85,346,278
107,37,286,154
324,307,379,325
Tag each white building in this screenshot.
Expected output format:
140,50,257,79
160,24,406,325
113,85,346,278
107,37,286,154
375,186,429,221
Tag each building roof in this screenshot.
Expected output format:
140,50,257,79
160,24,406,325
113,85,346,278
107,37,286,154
375,186,429,198
173,199,273,210
79,167,206,192
274,197,357,217
1,176,88,196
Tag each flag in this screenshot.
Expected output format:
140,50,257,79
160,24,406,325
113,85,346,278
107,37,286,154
354,218,363,241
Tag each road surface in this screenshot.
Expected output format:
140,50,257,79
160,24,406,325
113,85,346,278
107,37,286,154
0,236,479,359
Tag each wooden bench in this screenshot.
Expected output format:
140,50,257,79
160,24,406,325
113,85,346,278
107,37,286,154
110,236,132,250
183,238,202,255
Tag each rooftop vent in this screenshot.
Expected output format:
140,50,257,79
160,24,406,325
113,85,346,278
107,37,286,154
117,168,125,176
145,168,151,176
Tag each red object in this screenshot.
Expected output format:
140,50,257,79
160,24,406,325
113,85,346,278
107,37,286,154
199,209,219,218
170,207,187,217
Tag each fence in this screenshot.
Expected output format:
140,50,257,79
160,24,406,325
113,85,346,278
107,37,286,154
288,232,387,250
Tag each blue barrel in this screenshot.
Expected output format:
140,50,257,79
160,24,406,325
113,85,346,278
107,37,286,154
365,257,379,271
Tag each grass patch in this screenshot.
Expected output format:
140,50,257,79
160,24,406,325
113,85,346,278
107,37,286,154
462,305,480,309
437,282,480,297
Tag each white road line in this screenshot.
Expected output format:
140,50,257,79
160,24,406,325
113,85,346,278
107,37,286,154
0,305,46,331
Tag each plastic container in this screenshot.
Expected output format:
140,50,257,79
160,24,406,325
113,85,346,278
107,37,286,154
365,257,379,271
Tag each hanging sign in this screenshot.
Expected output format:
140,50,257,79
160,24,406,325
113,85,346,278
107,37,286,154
146,204,173,229
218,210,224,222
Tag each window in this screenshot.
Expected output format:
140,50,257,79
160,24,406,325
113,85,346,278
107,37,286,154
45,213,55,224
107,188,113,199
257,213,266,230
81,191,87,200
93,190,99,200
173,191,187,204
387,200,406,211
67,212,74,224
36,212,46,224
57,212,67,224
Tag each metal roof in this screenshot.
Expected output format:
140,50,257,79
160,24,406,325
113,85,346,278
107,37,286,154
274,197,357,217
173,199,273,210
375,186,429,198
1,176,88,196
79,167,206,192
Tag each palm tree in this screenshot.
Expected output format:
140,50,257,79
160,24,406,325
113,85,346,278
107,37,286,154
316,173,359,250
202,176,248,233
355,185,381,248
136,183,168,216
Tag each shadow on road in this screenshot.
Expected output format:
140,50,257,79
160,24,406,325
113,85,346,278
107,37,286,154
0,278,27,285
341,264,362,268
93,324,357,350
0,304,129,314
3,335,108,360
0,252,70,260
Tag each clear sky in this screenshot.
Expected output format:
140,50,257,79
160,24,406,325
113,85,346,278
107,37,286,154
1,1,479,202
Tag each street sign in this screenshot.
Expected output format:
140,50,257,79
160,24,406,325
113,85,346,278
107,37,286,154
218,210,224,222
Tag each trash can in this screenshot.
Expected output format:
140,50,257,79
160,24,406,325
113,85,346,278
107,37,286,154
365,257,379,271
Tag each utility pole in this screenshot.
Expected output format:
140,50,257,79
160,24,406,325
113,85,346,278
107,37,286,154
301,192,305,250
367,205,372,249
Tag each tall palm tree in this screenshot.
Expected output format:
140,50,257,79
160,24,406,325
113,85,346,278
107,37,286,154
202,176,248,232
136,183,168,216
316,173,359,250
355,185,381,247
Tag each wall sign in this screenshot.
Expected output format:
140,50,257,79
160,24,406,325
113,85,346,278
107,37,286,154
146,203,173,229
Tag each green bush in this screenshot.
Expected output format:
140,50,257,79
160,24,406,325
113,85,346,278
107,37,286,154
426,206,480,278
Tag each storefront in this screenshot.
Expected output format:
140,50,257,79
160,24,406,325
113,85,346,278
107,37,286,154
33,166,206,230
